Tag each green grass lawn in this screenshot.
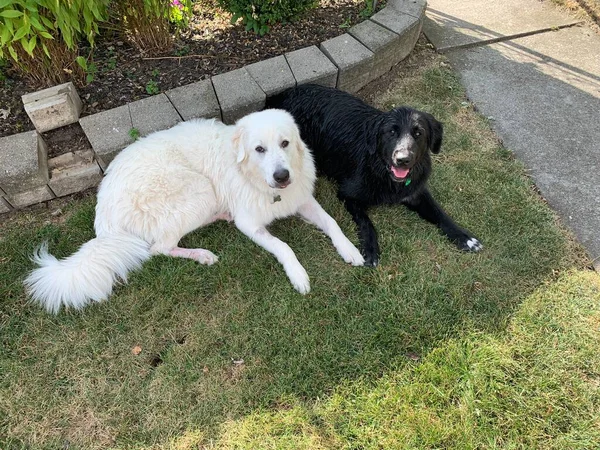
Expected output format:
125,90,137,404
1,41,598,449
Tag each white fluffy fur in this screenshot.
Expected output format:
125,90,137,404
25,109,364,313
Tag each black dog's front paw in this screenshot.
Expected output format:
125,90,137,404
362,248,380,267
454,232,483,252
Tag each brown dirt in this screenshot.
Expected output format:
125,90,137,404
0,0,386,141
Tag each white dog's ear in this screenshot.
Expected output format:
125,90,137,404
233,126,247,163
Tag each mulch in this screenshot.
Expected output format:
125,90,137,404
0,0,386,144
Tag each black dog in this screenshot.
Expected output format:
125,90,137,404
267,84,482,266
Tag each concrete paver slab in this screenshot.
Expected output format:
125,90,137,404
165,79,221,121
246,55,297,97
48,150,103,197
129,94,182,137
423,0,582,52
0,131,49,195
285,46,338,88
320,33,374,93
0,196,12,213
22,82,82,132
212,67,266,124
79,105,134,171
9,185,54,208
445,26,600,267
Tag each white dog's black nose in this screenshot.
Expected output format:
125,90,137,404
273,169,290,184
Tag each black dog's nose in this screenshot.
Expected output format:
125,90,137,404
395,155,412,166
273,169,290,184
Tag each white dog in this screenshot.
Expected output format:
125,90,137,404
24,109,364,313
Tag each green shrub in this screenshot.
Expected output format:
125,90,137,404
218,0,318,35
0,0,109,84
115,0,192,55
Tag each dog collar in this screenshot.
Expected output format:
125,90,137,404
405,178,412,186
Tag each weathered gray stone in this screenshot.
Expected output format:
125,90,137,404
371,8,423,62
320,33,374,93
246,55,297,97
22,82,82,132
0,196,13,214
129,94,182,137
165,79,221,121
9,185,55,208
48,149,103,197
285,46,338,88
423,0,581,52
371,5,421,35
349,20,404,79
389,0,427,19
79,105,134,171
0,131,49,195
212,67,266,124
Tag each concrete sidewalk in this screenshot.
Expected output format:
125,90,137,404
423,0,600,270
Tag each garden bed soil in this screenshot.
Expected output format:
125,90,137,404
0,0,386,142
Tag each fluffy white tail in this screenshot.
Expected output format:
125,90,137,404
24,234,151,313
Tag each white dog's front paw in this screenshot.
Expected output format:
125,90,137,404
286,264,310,295
338,241,365,266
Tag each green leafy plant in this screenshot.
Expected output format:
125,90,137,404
218,0,318,35
75,56,98,84
145,69,160,94
0,0,109,84
129,127,141,140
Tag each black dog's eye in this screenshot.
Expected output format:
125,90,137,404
389,129,396,135
255,145,266,153
281,140,289,148
413,127,422,138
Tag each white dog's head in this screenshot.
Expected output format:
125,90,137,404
233,109,306,190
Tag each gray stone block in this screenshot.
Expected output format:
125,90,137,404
246,55,297,97
79,105,134,171
129,94,182,138
9,185,55,208
349,19,403,79
371,5,420,35
212,67,266,124
285,46,338,88
389,0,427,19
0,196,13,214
371,8,423,62
0,131,49,195
320,33,374,93
48,149,103,197
165,79,221,121
22,82,82,132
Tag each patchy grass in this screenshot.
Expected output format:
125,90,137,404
0,42,595,449
207,270,600,449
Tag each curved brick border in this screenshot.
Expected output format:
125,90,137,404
0,0,426,214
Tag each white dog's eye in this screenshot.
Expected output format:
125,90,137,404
255,145,266,153
281,140,289,148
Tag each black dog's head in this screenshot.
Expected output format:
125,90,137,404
375,107,443,183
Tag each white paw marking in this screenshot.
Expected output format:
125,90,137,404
338,242,365,266
467,238,483,252
287,264,310,295
189,249,219,265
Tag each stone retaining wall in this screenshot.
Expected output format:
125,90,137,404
0,0,425,214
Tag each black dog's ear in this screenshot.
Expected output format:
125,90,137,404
423,112,443,154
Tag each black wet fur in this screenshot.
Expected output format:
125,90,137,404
266,84,482,266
